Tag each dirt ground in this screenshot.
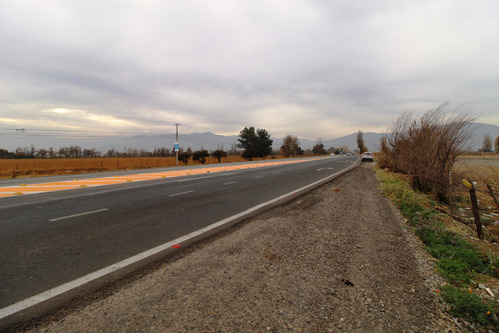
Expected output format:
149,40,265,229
22,163,459,332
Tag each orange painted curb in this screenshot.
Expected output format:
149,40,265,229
0,159,316,198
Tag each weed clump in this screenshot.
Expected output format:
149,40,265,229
378,168,498,329
378,104,477,203
441,285,498,327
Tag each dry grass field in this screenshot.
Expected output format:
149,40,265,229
451,154,499,244
0,156,280,179
372,151,499,243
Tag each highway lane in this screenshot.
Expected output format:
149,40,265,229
0,155,358,316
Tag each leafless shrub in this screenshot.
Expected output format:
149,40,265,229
379,103,476,203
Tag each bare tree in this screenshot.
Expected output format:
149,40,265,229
313,140,325,155
36,148,48,158
482,134,493,152
380,103,476,203
356,131,364,153
280,135,299,158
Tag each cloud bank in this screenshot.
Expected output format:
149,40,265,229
0,0,498,145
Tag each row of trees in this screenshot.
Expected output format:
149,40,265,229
1,125,355,160
235,126,334,159
176,149,228,164
279,134,354,158
0,145,186,159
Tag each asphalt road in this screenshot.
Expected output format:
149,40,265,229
0,155,358,318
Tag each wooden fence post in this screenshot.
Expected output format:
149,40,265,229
486,184,499,210
463,179,483,240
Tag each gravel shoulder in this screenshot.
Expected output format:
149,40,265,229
23,163,458,332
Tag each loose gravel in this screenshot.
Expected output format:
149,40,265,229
23,163,459,332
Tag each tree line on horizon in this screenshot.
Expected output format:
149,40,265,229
0,125,354,161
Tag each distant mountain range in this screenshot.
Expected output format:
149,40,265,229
1,123,498,153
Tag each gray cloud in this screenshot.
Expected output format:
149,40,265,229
0,0,497,145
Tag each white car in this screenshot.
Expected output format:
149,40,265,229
362,152,374,162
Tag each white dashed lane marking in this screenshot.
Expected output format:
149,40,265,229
168,190,194,197
49,208,109,222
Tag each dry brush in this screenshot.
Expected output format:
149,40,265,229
378,103,476,203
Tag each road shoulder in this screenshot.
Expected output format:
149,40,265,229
24,163,457,332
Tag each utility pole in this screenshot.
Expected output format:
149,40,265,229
174,123,181,166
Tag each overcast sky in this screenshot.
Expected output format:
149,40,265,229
0,0,498,143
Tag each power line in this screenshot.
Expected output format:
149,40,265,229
0,127,177,137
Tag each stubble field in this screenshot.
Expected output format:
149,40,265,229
451,156,499,244
0,156,276,179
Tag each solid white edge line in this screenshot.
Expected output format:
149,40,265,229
48,209,109,222
0,160,358,320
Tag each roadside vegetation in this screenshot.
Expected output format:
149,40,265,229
0,155,279,179
378,169,498,330
237,126,274,160
378,103,477,204
376,103,499,331
0,125,357,179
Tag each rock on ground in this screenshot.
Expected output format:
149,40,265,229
24,163,458,332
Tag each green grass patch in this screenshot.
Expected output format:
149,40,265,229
441,285,498,327
377,169,498,328
437,258,476,287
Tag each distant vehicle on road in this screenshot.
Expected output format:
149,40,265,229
362,152,374,162
330,153,335,156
